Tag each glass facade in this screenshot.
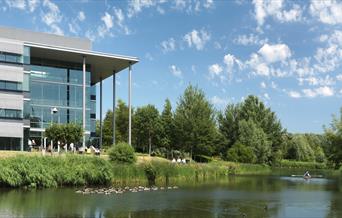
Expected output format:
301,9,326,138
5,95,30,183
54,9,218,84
0,45,98,150
26,64,96,133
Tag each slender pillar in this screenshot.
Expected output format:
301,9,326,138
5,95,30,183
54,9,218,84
128,64,132,145
100,78,103,148
112,71,116,145
82,56,86,148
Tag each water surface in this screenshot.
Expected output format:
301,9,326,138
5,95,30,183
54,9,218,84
0,175,341,218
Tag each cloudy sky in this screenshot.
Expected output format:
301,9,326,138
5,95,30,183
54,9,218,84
0,0,341,133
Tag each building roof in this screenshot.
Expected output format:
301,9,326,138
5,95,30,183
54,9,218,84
26,42,139,85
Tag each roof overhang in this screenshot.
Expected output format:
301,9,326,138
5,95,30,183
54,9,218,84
25,42,139,85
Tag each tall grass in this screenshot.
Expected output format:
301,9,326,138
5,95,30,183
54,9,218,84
278,159,327,169
0,155,112,188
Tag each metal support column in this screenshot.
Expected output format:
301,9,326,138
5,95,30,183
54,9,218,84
82,56,86,148
128,64,132,145
100,78,103,149
113,71,116,145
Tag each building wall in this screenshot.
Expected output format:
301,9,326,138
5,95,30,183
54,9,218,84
0,26,91,50
0,38,24,150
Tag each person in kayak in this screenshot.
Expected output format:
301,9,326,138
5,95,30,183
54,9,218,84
304,171,311,178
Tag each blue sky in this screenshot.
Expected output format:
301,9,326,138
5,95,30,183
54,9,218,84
0,0,342,133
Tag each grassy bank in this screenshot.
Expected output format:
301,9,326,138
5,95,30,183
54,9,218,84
278,159,327,169
0,153,336,188
0,155,112,188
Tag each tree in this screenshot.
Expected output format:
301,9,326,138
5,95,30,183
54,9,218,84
285,134,315,162
160,99,175,156
108,142,136,164
96,99,131,147
174,85,218,158
237,119,271,164
226,142,256,163
324,108,342,168
219,95,285,164
45,123,83,145
134,104,162,155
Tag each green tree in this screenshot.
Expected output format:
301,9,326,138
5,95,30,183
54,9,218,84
219,95,285,164
134,104,162,155
160,99,175,156
108,142,136,164
237,119,271,164
324,108,342,168
285,134,315,162
226,142,256,163
174,85,218,158
96,99,131,147
45,123,83,145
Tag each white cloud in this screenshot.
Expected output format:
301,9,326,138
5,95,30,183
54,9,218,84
252,0,302,28
310,0,342,25
288,91,301,98
78,11,85,21
204,0,214,9
183,29,211,50
260,81,266,88
264,93,270,100
298,75,335,86
127,0,156,17
102,12,113,29
169,65,182,78
336,74,342,81
302,86,334,98
211,96,229,106
234,33,268,46
208,64,223,79
41,0,63,35
28,0,39,12
258,43,292,63
5,0,26,10
98,12,113,38
161,38,176,53
42,0,62,25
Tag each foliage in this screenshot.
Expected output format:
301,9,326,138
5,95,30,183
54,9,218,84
285,134,315,162
0,155,112,188
134,104,162,155
219,95,285,164
226,142,256,164
324,108,342,168
45,123,83,145
237,119,271,163
174,85,218,158
98,99,131,147
160,99,175,156
279,159,327,169
108,142,137,164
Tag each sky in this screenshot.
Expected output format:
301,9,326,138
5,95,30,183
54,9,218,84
0,0,341,134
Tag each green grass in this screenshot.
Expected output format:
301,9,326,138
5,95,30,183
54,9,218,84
278,159,327,169
0,155,112,188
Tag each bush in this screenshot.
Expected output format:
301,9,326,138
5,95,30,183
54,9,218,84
108,142,136,164
0,155,112,188
226,142,256,163
279,159,326,169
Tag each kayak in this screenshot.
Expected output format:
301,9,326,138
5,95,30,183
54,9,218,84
291,174,323,178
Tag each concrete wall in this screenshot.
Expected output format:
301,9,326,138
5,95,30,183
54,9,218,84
0,92,23,110
0,120,23,138
0,26,91,50
0,64,24,82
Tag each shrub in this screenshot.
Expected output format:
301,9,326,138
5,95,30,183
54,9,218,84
108,142,136,164
279,159,326,169
226,142,256,164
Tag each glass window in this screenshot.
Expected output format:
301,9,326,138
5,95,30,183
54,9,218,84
5,81,17,90
23,46,30,65
0,53,5,61
23,74,30,91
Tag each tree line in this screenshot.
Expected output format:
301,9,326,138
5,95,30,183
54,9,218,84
98,84,342,168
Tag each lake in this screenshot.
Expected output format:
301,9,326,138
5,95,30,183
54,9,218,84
0,175,341,218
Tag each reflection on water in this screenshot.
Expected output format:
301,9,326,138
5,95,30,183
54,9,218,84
0,175,341,218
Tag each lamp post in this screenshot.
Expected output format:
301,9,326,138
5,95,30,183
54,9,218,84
50,107,58,153
50,107,58,124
